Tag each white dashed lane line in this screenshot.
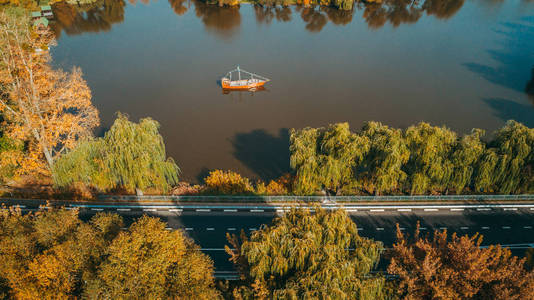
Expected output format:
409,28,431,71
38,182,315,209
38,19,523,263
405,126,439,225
227,228,236,231
503,208,518,211
482,226,490,229
460,227,469,230
524,226,533,229
117,208,131,212
370,209,385,212
250,209,264,212
185,228,193,231
196,209,211,212
224,209,237,212
249,228,257,231
424,209,439,212
397,209,412,212
450,208,464,211
376,228,384,231
477,208,492,211
502,226,511,229
169,209,182,212
91,208,103,211
207,228,215,231
143,209,156,212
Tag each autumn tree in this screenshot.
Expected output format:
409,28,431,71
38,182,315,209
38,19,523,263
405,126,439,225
0,207,123,298
226,207,387,299
0,10,99,176
204,169,255,195
85,215,219,299
388,225,534,300
53,113,180,193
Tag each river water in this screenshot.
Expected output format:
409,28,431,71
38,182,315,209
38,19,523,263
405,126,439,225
50,0,534,182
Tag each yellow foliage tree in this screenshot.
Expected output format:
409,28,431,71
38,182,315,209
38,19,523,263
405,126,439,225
204,169,254,195
85,216,219,299
0,10,99,176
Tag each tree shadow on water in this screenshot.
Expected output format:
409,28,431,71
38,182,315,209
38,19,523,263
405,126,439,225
231,128,291,181
463,18,534,96
483,98,534,127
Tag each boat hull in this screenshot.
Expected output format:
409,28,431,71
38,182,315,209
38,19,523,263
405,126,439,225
221,79,267,90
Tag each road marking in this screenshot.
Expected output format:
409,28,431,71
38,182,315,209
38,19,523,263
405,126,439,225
460,227,469,230
482,226,490,229
376,227,384,231
523,226,532,229
91,208,103,211
117,208,131,212
397,209,412,212
196,209,211,212
399,227,406,231
503,208,518,211
206,228,215,231
185,228,193,231
439,227,447,230
477,208,491,211
345,209,358,212
165,227,173,230
450,208,464,211
143,208,157,212
249,228,257,231
224,209,237,212
419,227,427,230
530,208,534,211
424,209,439,212
250,209,264,212
169,209,182,212
502,226,511,229
357,228,363,231
227,228,236,231
370,209,384,212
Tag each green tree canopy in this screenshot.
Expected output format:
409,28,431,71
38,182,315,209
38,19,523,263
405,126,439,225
226,207,387,299
53,113,180,193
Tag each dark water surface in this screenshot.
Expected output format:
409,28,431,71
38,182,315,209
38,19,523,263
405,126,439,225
50,0,534,182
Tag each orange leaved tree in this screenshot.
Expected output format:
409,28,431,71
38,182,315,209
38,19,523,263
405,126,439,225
388,224,534,300
0,10,99,176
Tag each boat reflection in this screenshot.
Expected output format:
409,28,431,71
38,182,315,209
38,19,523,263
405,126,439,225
222,86,267,94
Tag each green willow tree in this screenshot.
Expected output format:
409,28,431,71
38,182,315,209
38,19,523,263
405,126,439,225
360,122,410,195
290,123,369,195
404,123,457,195
225,207,388,299
474,121,533,194
448,129,485,194
53,113,180,193
290,120,533,195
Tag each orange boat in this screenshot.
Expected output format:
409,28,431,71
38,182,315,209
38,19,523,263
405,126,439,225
221,66,270,91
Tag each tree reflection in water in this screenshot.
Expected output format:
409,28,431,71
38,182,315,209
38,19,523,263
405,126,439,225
51,0,126,38
51,0,466,37
193,1,241,39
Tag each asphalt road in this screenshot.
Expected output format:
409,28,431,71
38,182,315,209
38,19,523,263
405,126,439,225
2,200,534,275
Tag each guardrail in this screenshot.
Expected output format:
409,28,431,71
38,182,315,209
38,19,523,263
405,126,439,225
98,194,534,203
